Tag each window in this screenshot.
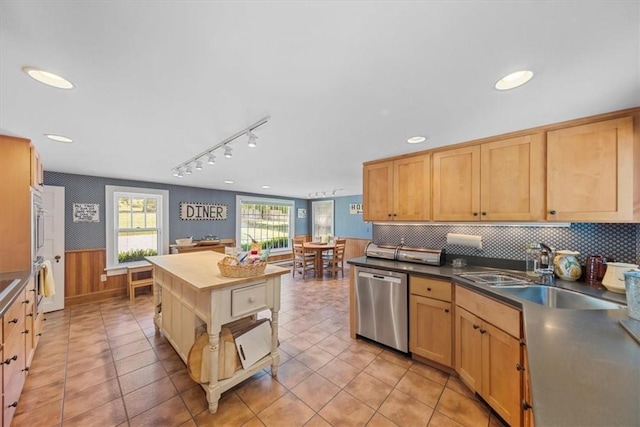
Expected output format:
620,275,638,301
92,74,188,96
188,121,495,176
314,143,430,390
312,200,334,238
106,186,169,272
236,196,294,253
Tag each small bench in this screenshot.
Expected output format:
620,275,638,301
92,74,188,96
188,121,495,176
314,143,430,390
127,263,154,302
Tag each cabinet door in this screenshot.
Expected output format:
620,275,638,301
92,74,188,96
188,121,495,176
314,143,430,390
30,145,44,191
522,344,534,427
410,295,452,366
480,134,545,221
393,154,430,221
363,161,393,221
547,116,634,221
481,322,521,427
433,146,481,221
455,306,482,391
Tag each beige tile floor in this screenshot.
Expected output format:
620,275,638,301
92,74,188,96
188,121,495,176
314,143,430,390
14,267,506,427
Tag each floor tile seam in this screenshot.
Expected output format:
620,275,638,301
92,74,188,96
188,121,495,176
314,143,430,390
60,395,126,426
254,390,317,424
52,306,73,427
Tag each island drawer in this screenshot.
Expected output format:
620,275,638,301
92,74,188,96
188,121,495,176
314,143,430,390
231,282,268,317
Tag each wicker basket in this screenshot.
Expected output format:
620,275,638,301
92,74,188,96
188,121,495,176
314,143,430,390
218,257,267,278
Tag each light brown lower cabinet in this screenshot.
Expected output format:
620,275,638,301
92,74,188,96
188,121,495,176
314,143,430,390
409,277,452,367
455,286,522,427
2,276,44,426
523,344,534,427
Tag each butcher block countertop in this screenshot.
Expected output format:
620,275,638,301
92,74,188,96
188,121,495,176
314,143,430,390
145,251,289,291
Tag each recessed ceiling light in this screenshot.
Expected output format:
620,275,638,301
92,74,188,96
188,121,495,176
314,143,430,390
261,185,270,189
45,134,73,143
23,67,74,89
224,180,234,184
407,136,426,144
495,70,534,90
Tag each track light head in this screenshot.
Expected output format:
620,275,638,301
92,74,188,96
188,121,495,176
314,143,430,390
173,170,179,177
224,145,233,158
247,131,258,148
207,153,216,164
195,160,203,170
177,169,184,178
185,164,193,175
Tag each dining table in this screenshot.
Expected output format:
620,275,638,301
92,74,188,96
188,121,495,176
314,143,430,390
303,242,336,277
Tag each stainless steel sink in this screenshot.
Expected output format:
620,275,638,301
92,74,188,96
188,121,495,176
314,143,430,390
497,285,625,310
458,271,532,286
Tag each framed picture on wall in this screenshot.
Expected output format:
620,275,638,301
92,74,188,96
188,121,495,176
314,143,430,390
297,208,307,219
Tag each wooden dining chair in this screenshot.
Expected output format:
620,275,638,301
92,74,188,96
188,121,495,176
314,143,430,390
292,238,315,277
325,239,346,278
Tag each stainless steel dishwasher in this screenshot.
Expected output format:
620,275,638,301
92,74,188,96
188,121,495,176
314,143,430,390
354,266,408,353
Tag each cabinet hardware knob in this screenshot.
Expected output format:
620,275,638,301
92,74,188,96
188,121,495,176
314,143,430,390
388,214,392,217
23,299,30,304
22,329,30,334
473,324,480,329
444,309,450,313
8,318,18,324
37,333,42,337
519,339,526,346
393,213,397,217
516,363,525,371
473,212,478,216
549,210,557,215
29,289,36,293
522,400,532,410
27,313,33,317
481,212,487,216
479,328,487,334
8,401,17,408
248,296,256,303
427,287,432,291
22,367,29,372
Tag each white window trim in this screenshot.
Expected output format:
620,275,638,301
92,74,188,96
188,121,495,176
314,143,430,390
236,195,295,254
312,200,334,238
105,185,169,275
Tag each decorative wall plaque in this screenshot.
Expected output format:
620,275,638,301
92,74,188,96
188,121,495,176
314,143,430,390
180,202,228,220
73,203,100,222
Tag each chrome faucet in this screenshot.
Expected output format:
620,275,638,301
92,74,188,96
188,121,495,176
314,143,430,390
536,243,555,286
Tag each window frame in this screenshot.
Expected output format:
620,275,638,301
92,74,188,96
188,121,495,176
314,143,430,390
236,195,295,254
312,200,334,238
105,185,169,274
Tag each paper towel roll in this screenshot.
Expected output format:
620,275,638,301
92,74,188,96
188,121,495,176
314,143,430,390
446,233,483,249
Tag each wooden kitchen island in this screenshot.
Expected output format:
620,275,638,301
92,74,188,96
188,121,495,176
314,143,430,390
145,251,289,413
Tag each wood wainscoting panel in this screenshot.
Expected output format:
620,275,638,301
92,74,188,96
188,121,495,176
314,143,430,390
344,238,371,261
65,249,127,306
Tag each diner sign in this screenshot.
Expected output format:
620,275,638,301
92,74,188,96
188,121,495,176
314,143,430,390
349,203,363,215
180,202,228,221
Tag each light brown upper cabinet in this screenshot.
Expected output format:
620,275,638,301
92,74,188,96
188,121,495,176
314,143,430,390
363,153,430,221
433,134,544,221
30,145,44,191
547,116,636,221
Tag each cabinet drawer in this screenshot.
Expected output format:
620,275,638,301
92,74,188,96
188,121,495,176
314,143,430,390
3,288,26,340
456,286,520,338
232,282,268,317
411,276,451,302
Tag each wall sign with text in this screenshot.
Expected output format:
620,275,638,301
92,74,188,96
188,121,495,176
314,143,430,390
180,202,228,221
349,203,363,215
73,203,100,222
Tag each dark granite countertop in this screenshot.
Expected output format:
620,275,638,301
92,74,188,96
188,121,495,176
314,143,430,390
348,256,639,427
0,269,33,317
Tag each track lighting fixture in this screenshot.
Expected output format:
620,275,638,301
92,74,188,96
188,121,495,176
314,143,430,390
247,131,257,148
308,188,344,198
172,116,269,178
172,170,179,177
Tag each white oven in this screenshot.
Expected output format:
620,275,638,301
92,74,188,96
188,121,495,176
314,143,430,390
32,190,44,261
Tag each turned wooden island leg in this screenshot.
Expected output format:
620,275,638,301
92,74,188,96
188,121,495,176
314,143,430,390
270,310,280,376
206,328,221,413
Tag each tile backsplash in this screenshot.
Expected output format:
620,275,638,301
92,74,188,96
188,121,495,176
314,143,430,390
373,223,639,264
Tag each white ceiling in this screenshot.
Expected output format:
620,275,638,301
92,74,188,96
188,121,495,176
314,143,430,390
1,1,639,199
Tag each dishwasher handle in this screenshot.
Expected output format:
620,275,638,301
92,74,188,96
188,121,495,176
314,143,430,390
358,271,402,284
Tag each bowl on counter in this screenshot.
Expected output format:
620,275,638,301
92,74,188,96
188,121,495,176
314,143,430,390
175,237,193,246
